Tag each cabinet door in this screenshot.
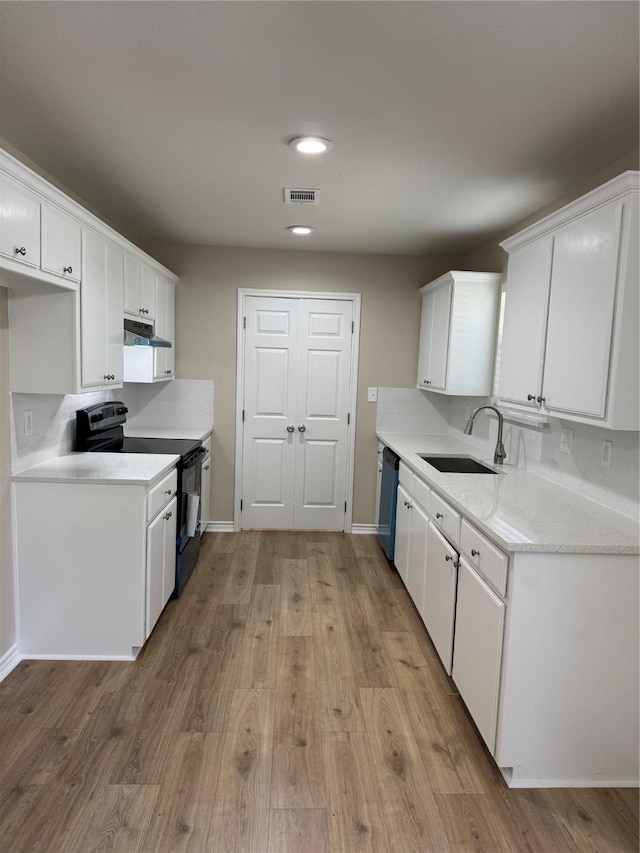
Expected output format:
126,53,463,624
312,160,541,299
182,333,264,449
428,280,452,390
154,275,175,380
41,204,81,282
80,229,108,388
162,496,178,605
417,288,435,389
141,265,157,320
201,439,212,532
542,202,622,418
146,495,177,637
124,254,143,316
452,558,505,754
498,238,553,406
424,522,459,674
0,175,41,267
394,483,412,583
406,499,429,620
106,241,124,385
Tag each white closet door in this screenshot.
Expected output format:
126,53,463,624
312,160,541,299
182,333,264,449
241,295,355,531
242,296,299,528
293,298,353,530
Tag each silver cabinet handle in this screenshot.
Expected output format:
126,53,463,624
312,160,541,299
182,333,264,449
14,246,26,256
286,424,295,433
436,512,443,520
471,548,479,557
298,424,306,432
63,266,73,274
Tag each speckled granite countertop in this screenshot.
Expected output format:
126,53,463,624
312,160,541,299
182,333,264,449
377,432,639,555
12,452,180,486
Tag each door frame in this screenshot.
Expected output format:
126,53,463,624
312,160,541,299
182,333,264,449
234,288,361,533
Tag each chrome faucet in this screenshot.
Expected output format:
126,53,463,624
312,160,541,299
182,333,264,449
463,405,507,465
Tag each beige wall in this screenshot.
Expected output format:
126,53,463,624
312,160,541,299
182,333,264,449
0,288,15,659
462,148,640,273
142,244,461,525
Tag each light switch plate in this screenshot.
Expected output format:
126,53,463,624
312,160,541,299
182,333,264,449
24,410,33,437
601,440,612,468
559,428,574,455
367,387,378,403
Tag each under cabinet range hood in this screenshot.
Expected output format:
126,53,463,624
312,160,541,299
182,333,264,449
123,318,171,348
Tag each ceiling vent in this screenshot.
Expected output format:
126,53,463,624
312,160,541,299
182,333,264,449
284,188,320,204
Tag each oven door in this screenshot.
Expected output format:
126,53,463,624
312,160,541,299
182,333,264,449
175,445,206,596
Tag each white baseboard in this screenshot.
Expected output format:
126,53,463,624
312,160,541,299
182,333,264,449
351,524,378,535
0,644,22,683
205,521,235,533
21,653,137,662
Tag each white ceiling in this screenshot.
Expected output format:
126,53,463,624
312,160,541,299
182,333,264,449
0,1,638,255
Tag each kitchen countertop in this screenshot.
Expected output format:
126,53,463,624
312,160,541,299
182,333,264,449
125,426,212,442
12,452,180,486
378,431,639,555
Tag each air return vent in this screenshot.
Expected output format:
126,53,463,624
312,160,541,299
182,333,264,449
284,188,320,204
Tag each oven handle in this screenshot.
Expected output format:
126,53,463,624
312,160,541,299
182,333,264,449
182,445,207,469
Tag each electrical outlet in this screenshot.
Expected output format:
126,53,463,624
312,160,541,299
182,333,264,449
559,427,574,455
24,410,33,436
367,387,378,403
601,440,612,468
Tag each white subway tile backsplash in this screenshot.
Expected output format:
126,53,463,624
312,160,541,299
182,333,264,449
376,387,450,434
121,380,214,431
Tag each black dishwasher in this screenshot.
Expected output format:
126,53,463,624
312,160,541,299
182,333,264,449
377,447,400,560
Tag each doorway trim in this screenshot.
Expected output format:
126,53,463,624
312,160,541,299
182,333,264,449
234,288,361,533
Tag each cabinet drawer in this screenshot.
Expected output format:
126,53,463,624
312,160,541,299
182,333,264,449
429,490,461,544
460,519,508,597
147,469,178,522
398,461,413,491
411,474,430,512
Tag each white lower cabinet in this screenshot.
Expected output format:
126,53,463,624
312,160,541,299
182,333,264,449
424,522,459,675
146,494,177,638
14,469,178,659
200,436,212,533
394,482,412,585
394,478,429,620
452,558,505,752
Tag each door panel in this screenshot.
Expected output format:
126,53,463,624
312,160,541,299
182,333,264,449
242,297,298,528
242,295,354,530
294,299,353,529
429,281,452,390
424,522,459,675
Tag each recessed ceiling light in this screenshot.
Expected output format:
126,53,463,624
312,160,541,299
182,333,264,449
289,136,334,154
288,225,314,235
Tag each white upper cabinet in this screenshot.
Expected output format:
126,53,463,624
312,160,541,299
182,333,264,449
0,174,41,269
154,274,175,380
2,147,178,394
124,254,157,320
41,203,82,283
499,172,639,429
81,229,124,390
417,271,501,396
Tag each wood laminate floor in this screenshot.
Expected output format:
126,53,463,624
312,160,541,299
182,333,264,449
0,531,638,853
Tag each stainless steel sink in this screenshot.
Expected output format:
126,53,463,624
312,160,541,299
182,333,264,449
418,455,497,474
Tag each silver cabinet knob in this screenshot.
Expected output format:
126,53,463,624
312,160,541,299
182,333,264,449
537,396,545,404
286,424,295,433
164,511,172,520
63,266,73,274
527,394,536,401
165,489,173,495
471,548,479,557
424,379,431,385
165,370,172,375
436,512,443,520
203,464,210,471
298,424,306,432
104,374,115,381
14,246,26,256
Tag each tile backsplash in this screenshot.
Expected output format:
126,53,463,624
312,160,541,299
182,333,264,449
377,388,639,520
11,379,215,473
